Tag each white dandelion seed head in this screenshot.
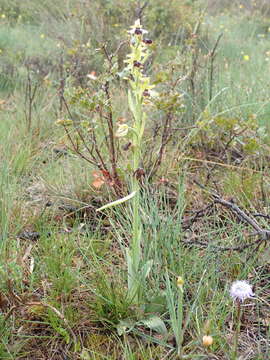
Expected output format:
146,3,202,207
230,280,254,302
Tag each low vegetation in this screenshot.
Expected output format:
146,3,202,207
0,0,269,359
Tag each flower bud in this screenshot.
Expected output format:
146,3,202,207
177,276,184,288
202,335,213,347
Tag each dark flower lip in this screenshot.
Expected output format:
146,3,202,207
143,39,153,45
133,60,142,68
143,89,150,97
134,28,143,35
128,24,148,36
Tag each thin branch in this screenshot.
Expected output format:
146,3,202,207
63,126,98,167
209,33,223,102
62,96,109,170
213,195,270,240
135,1,149,22
103,81,122,191
182,234,263,252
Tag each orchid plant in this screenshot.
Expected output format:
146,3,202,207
98,19,155,303
124,19,154,303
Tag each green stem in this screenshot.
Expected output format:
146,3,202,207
128,82,143,302
177,287,184,357
233,300,241,360
126,22,152,303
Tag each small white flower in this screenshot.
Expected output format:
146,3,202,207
230,280,254,302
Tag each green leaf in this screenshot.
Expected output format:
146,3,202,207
144,294,167,313
80,349,91,360
117,68,130,79
128,90,136,117
139,112,146,139
140,259,153,280
116,318,136,336
140,316,168,335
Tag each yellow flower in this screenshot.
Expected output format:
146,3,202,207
40,33,45,39
1,14,6,19
243,55,250,61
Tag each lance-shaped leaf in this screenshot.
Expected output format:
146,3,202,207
128,90,136,117
140,316,168,335
96,191,137,212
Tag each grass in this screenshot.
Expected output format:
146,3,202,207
203,11,270,125
0,0,269,359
